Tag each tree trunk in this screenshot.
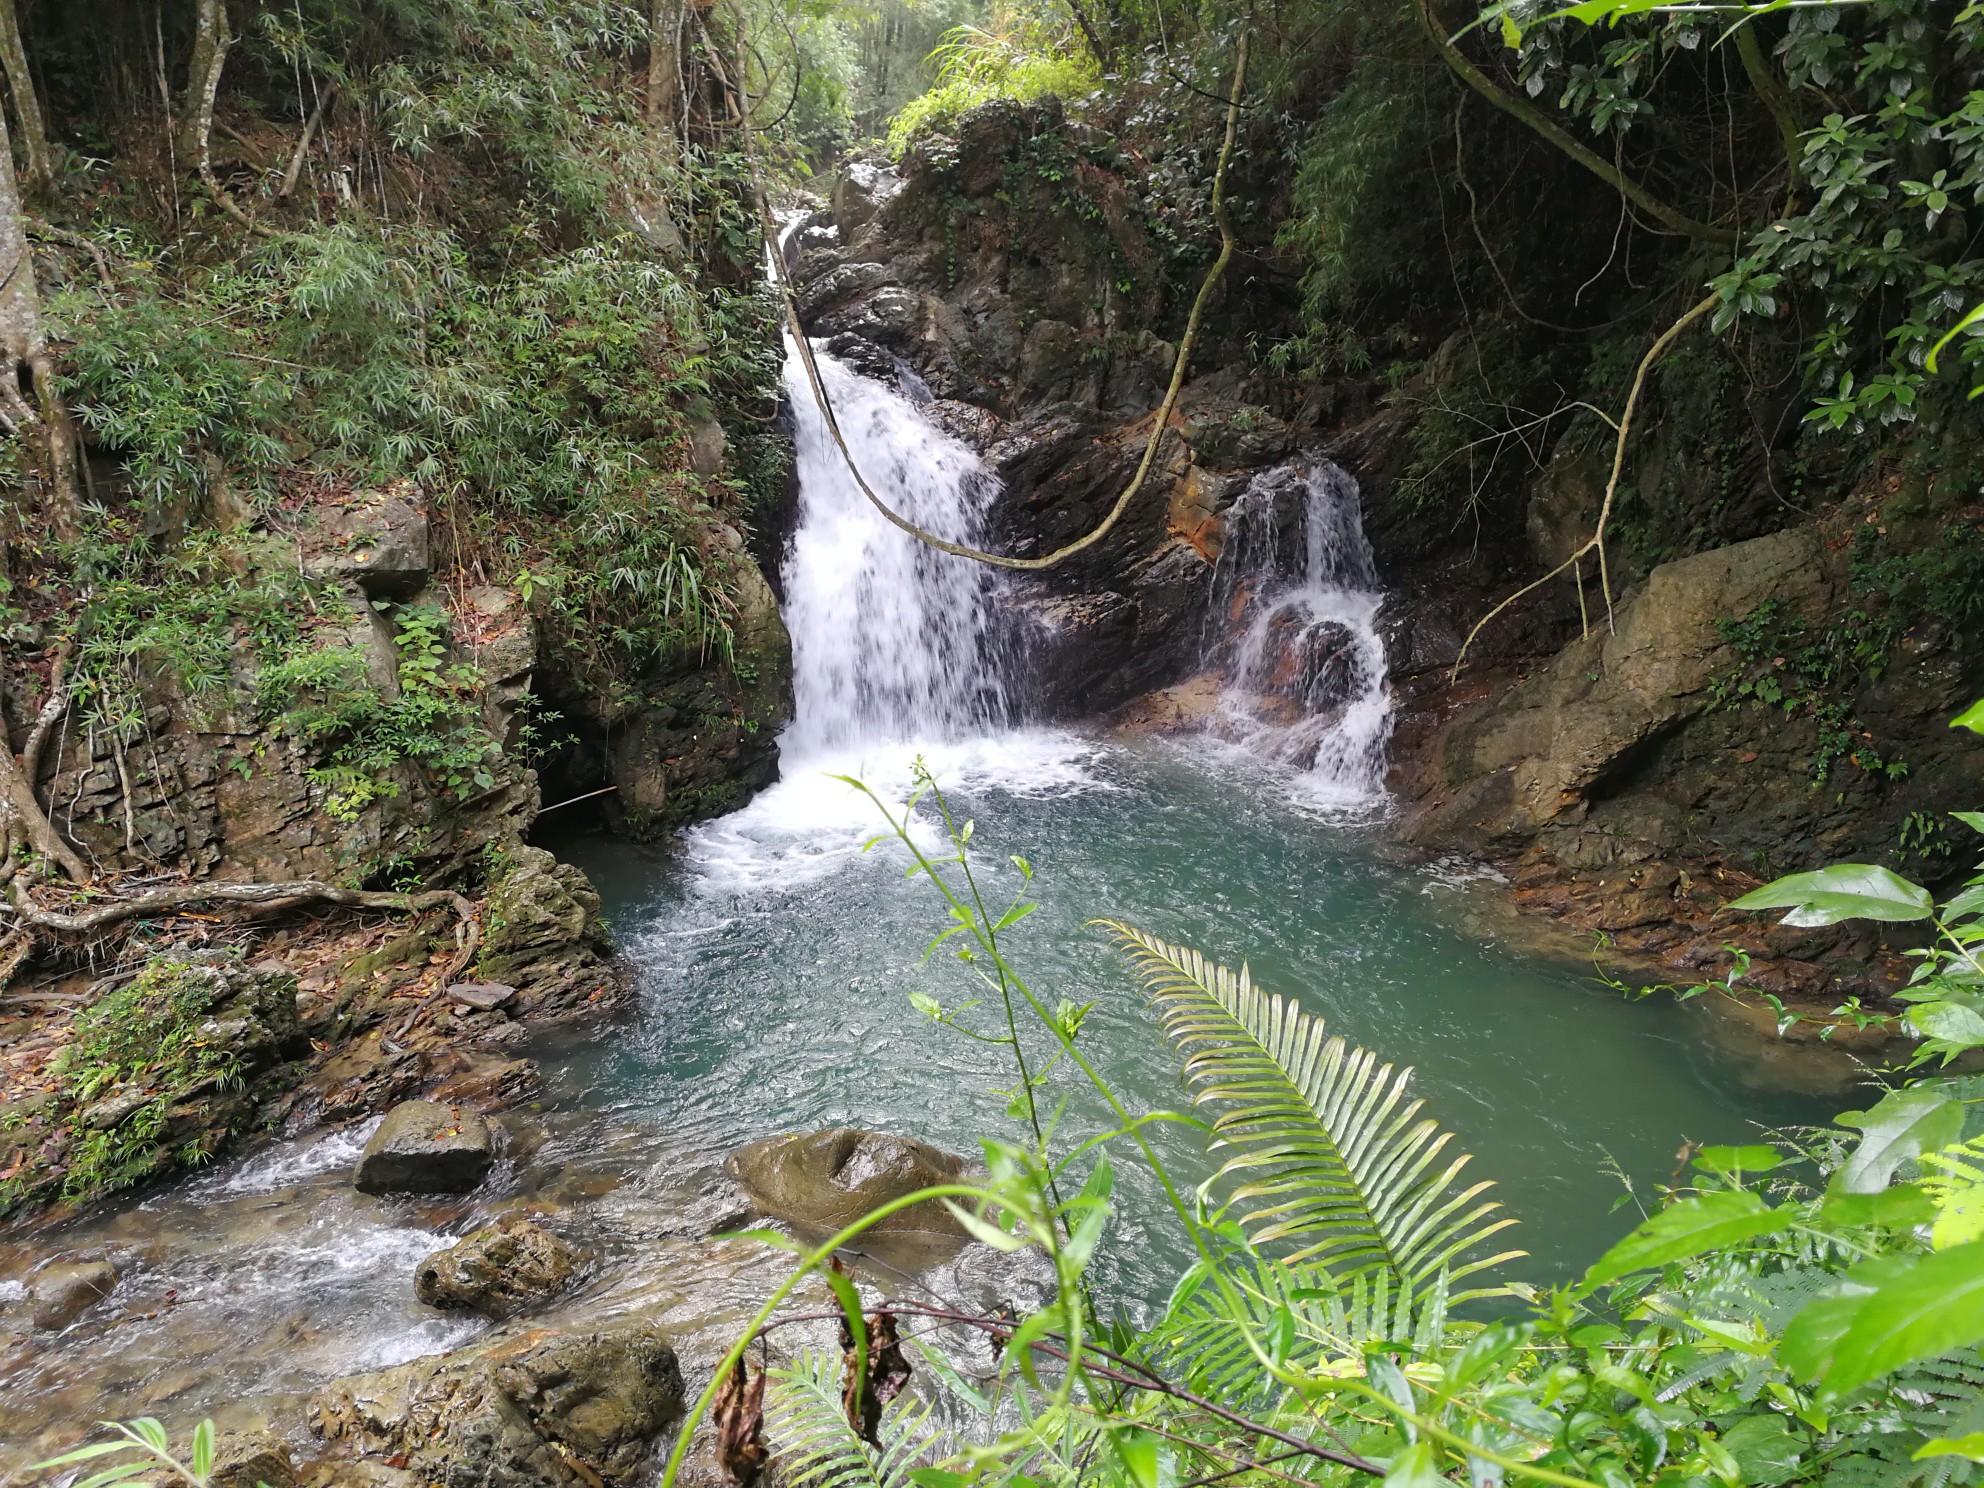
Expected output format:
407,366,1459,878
178,0,256,228
178,0,230,164
0,99,81,539
0,0,49,191
647,0,682,158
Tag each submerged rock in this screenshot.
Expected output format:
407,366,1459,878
725,1128,967,1242
415,1216,583,1319
354,1101,494,1195
311,1321,683,1488
29,1259,116,1331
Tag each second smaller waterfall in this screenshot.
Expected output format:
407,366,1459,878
1206,460,1393,797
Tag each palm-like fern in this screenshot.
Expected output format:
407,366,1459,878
1107,922,1523,1295
765,1352,946,1488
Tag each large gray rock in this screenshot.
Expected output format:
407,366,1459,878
416,1217,583,1319
355,1101,494,1196
725,1128,967,1241
328,491,431,599
1408,526,1832,852
311,1322,683,1488
30,1259,116,1330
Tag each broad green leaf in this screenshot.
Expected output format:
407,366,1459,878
1580,1191,1792,1293
1695,1144,1784,1177
941,1199,1028,1252
191,1420,214,1481
1384,1442,1449,1488
1784,1241,1984,1397
1950,699,1984,735
822,1264,867,1408
74,1464,157,1488
1917,1435,1984,1465
1729,864,1934,926
1721,1414,1805,1486
911,1473,973,1488
1953,811,1984,835
1109,1427,1161,1488
1818,1182,1937,1229
1908,1001,1984,1052
1833,1087,1964,1194
29,1444,139,1470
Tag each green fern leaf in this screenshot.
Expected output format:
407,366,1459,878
1107,922,1523,1295
766,1351,944,1488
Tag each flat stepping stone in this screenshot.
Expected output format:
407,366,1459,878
355,1100,494,1195
445,981,517,1011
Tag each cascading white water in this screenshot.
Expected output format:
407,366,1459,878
1208,459,1393,798
779,343,1010,758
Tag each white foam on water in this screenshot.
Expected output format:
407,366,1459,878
171,1116,384,1201
680,730,1107,898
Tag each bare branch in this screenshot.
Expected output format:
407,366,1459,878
1449,291,1720,681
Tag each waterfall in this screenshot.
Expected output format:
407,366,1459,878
1207,459,1393,797
779,345,1010,759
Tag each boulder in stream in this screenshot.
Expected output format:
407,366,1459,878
29,1259,116,1331
725,1128,967,1241
311,1320,683,1488
354,1100,494,1195
415,1216,583,1319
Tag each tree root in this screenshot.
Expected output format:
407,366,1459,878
1448,291,1719,683
0,654,87,884
712,6,1250,572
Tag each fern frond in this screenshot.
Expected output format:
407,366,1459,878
1144,1258,1452,1407
1106,922,1523,1295
766,1352,944,1488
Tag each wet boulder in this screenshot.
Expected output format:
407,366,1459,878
30,1259,116,1330
355,1101,494,1196
311,1321,684,1488
416,1216,583,1320
725,1128,967,1241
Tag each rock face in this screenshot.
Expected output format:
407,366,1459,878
1406,527,1832,853
415,1217,584,1319
541,526,791,840
792,114,1300,719
474,845,624,1021
0,955,310,1217
354,1101,495,1196
311,1321,684,1488
726,1128,968,1242
28,1259,116,1331
211,1430,299,1488
1394,523,1984,997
